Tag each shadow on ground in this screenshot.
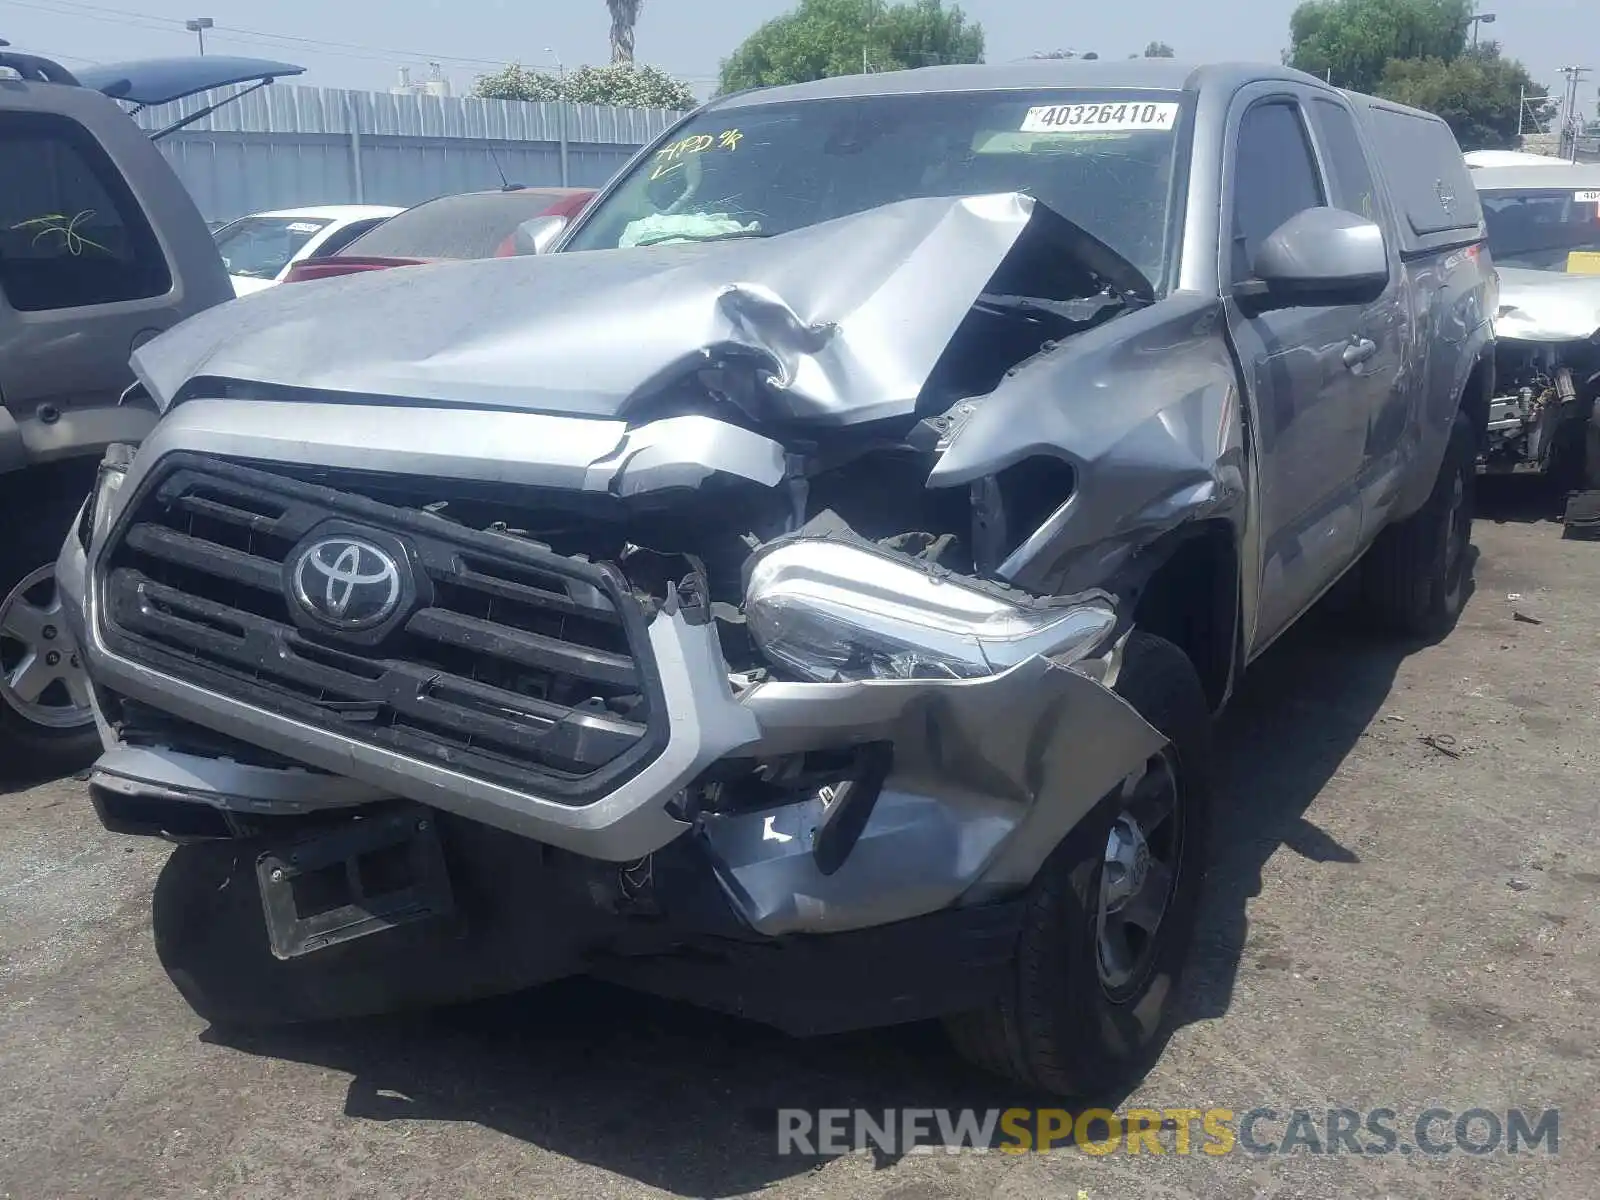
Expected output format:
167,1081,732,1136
1475,471,1569,527
196,587,1449,1196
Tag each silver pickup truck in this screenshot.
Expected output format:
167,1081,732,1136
58,60,1492,1094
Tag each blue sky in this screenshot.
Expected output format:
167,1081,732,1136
5,0,1590,102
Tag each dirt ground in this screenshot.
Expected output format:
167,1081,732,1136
2,481,1596,1200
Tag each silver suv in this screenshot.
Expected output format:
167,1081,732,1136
0,47,301,771
59,60,1493,1094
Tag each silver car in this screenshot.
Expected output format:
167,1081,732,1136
1473,162,1600,530
60,60,1492,1094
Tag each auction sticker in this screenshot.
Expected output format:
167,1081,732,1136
1575,190,1600,203
1021,101,1179,133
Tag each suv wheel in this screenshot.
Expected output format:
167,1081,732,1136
944,632,1212,1096
1357,411,1475,639
0,474,100,778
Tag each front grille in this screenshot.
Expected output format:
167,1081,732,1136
97,453,668,803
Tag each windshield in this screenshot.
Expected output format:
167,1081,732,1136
564,90,1190,289
1481,188,1600,271
213,216,328,279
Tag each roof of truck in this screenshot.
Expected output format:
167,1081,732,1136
706,60,1329,111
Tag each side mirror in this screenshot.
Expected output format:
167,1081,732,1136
509,214,569,256
1238,207,1389,310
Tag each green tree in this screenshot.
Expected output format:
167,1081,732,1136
1288,0,1472,92
1377,45,1550,149
719,0,983,93
1144,41,1175,57
474,62,696,109
608,0,642,64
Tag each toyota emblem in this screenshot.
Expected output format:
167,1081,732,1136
291,536,403,629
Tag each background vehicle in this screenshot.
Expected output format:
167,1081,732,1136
62,61,1491,1095
281,187,593,283
213,205,401,296
1474,162,1600,524
0,47,301,772
1464,149,1567,169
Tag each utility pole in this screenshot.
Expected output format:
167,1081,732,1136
545,46,569,187
185,16,213,55
1560,66,1590,161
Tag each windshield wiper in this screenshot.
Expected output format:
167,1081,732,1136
635,229,773,248
975,291,1138,325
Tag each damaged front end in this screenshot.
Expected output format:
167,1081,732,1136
60,192,1223,1027
1485,269,1600,483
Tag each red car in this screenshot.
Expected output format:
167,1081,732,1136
282,186,594,283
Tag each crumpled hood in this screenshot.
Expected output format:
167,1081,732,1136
132,192,1144,426
1494,266,1600,342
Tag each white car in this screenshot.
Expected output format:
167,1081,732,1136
212,205,402,296
1463,149,1567,170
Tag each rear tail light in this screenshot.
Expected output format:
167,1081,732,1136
282,256,427,283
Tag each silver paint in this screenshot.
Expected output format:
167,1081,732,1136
130,193,1045,427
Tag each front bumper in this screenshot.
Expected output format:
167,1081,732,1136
59,429,1166,937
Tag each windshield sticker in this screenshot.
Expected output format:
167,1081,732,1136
286,221,321,233
1021,102,1179,134
650,129,743,179
1575,190,1600,203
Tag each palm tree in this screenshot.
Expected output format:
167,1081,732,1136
607,0,642,64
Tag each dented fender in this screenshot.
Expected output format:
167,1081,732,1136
699,653,1166,936
928,290,1248,602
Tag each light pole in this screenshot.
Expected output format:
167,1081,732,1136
544,46,569,188
1559,65,1590,161
1467,13,1496,49
184,16,213,56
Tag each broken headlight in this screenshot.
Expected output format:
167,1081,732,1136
76,442,135,550
743,539,1116,683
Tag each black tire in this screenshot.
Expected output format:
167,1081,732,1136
1584,402,1600,492
943,632,1213,1097
0,462,101,780
1357,412,1475,640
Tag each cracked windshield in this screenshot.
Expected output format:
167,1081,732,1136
565,90,1188,289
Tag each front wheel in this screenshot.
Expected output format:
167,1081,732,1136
944,632,1213,1096
0,469,101,779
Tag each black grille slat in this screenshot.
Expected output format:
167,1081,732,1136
99,455,669,802
123,524,282,593
407,607,638,688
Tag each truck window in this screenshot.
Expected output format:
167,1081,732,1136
1310,99,1378,222
1231,101,1325,282
0,111,172,312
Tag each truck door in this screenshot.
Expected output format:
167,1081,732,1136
1222,91,1376,655
1304,96,1408,546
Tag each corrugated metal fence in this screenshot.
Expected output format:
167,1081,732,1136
130,84,688,222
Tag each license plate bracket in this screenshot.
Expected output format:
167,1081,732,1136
255,804,455,959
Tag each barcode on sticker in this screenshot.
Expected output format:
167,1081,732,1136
1021,102,1179,134
1575,190,1600,203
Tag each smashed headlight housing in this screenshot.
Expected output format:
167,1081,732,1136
76,442,136,550
743,539,1116,683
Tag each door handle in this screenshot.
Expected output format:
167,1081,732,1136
1342,338,1377,368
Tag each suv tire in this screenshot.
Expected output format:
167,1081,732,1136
944,632,1212,1096
1358,411,1475,639
0,465,100,779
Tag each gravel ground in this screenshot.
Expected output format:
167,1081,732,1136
2,485,1596,1200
